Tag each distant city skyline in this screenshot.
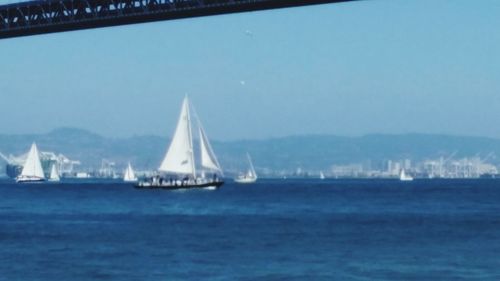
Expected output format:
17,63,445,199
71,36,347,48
1,0,499,140
2,128,500,178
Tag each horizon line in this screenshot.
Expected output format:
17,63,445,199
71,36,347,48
1,127,500,143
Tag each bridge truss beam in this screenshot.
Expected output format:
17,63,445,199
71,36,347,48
0,0,358,39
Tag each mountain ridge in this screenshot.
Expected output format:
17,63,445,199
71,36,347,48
1,128,499,174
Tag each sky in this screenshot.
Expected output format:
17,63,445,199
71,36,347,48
0,0,499,140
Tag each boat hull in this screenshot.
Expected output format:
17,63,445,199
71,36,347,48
16,176,45,183
124,179,138,183
134,180,224,190
400,178,414,182
234,177,257,184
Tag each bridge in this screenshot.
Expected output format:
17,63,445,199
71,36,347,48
0,0,359,39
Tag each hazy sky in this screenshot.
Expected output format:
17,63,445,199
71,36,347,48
0,0,499,140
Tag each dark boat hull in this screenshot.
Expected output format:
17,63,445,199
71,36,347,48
134,180,224,190
16,177,46,183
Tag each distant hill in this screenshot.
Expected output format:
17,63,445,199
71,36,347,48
1,128,500,175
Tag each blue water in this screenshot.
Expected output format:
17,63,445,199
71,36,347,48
1,178,500,280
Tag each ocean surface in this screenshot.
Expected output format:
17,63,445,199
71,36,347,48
1,178,500,280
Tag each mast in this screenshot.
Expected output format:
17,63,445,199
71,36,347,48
187,98,196,178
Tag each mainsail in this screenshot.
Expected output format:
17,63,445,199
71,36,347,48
159,97,196,176
399,168,413,181
124,163,137,182
49,164,60,181
20,143,45,179
247,153,256,178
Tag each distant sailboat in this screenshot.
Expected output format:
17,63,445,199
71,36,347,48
135,96,224,190
319,171,325,180
48,164,60,182
16,143,45,183
234,153,257,184
123,163,138,182
400,168,414,181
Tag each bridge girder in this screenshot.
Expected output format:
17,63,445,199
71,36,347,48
0,0,359,39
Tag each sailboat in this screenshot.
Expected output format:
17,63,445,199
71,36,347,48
16,143,45,183
319,171,325,180
48,164,60,182
234,153,257,184
399,168,414,181
135,96,224,190
123,162,138,182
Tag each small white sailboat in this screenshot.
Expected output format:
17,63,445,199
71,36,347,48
234,153,257,184
123,162,138,182
135,96,224,190
400,168,414,181
319,171,325,180
48,164,60,182
16,142,46,183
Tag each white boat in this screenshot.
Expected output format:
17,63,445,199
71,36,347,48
16,143,46,183
123,162,138,182
400,168,414,181
319,171,325,180
135,96,224,190
234,153,257,184
48,164,60,182
76,172,91,178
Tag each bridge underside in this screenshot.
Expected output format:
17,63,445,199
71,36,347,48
0,0,358,39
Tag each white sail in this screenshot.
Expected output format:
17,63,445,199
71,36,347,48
20,143,45,179
247,153,257,179
49,164,60,182
159,97,195,176
199,126,222,172
234,153,257,184
124,163,137,182
135,96,224,189
246,169,254,178
400,168,413,181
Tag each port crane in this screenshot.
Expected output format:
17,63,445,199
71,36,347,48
0,152,13,164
